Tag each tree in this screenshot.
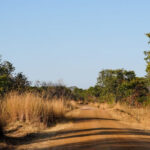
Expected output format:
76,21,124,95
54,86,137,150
144,33,150,79
0,56,30,96
97,69,136,102
146,33,150,43
0,58,15,96
13,72,30,92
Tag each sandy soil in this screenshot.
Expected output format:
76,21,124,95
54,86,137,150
1,105,150,150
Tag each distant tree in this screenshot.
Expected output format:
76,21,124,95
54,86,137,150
73,88,85,100
97,69,136,102
0,59,15,76
87,86,102,97
13,72,30,92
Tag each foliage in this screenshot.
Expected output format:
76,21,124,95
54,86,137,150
72,88,85,100
144,51,150,79
12,72,30,93
0,57,30,97
97,69,138,102
144,33,150,80
146,33,150,43
30,84,74,100
0,40,150,106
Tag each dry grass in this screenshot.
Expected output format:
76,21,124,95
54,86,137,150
100,103,150,130
0,93,70,130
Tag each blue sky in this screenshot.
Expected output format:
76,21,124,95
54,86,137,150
0,0,150,88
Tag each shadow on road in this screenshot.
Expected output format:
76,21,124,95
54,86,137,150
1,116,150,150
2,126,150,145
33,138,150,150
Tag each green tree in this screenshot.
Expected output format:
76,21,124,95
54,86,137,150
0,58,15,96
13,72,30,93
97,69,136,102
144,33,150,79
0,56,30,96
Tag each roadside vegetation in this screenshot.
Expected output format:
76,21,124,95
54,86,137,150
0,93,72,139
0,33,150,137
1,93,67,125
99,102,150,130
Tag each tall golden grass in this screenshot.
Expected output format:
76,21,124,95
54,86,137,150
0,93,69,130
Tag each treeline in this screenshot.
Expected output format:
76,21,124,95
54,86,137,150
0,34,150,106
0,57,149,106
82,69,149,106
73,34,150,106
0,58,73,99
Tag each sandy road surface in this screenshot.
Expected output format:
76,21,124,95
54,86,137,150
6,106,150,150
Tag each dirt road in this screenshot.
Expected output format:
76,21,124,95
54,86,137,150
8,106,150,150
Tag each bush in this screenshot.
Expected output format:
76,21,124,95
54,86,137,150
29,85,74,100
